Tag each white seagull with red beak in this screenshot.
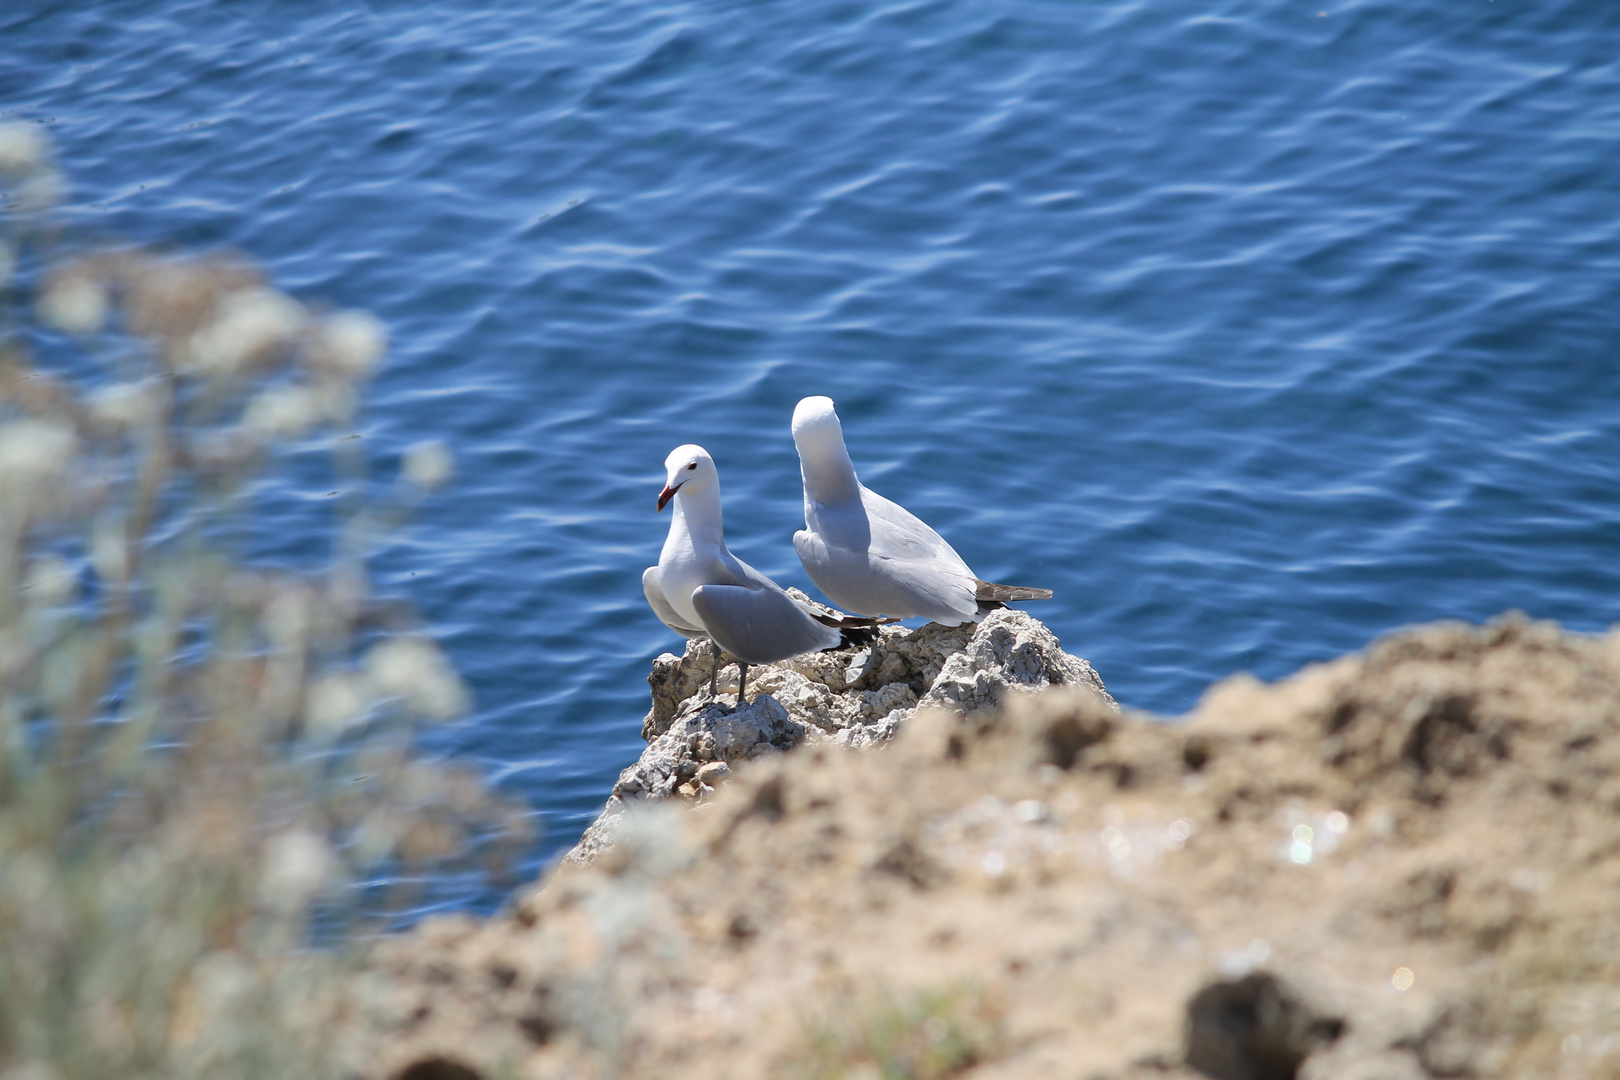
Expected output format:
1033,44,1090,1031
643,444,883,704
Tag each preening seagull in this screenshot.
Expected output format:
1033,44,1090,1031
643,444,883,703
791,396,1053,626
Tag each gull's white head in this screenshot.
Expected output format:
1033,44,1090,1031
791,395,845,453
658,443,718,512
791,396,861,500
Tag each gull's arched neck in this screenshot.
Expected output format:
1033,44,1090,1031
798,430,862,508
673,481,726,549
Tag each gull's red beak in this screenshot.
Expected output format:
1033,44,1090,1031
657,481,682,512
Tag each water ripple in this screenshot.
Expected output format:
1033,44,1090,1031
8,0,1620,909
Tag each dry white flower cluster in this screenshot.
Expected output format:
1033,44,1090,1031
0,418,76,523
0,123,63,302
0,124,521,1080
33,248,388,464
0,122,63,217
401,439,454,492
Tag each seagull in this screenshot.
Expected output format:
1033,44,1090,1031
790,396,1052,626
643,444,884,704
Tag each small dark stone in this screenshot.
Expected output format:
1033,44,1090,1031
749,774,787,823
873,836,946,889
518,1013,554,1045
1184,734,1212,772
1186,971,1344,1080
1400,693,1478,775
728,911,758,943
1042,709,1112,770
392,1058,483,1080
518,984,557,1044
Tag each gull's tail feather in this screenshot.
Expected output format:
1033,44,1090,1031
973,579,1053,603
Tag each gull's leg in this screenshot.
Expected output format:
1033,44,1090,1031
737,662,750,705
707,642,719,697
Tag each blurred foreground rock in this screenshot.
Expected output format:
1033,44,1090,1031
565,605,1114,863
361,615,1620,1080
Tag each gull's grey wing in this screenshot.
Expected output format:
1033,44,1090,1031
795,524,894,622
643,566,706,639
861,487,974,573
794,526,835,587
690,582,840,665
859,487,979,621
796,514,978,624
795,484,980,623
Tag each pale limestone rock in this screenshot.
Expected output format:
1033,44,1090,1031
695,761,730,787
566,608,1112,863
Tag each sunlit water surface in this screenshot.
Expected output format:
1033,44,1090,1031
8,0,1620,913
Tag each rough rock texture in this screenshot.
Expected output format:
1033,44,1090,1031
362,615,1620,1080
565,607,1114,863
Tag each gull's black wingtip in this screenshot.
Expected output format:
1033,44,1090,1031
838,624,882,649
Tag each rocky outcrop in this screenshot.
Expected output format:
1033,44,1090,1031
363,615,1620,1080
565,606,1114,863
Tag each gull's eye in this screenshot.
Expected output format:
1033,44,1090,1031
687,462,697,470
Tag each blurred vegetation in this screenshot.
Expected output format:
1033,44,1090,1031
796,984,1005,1080
0,123,527,1079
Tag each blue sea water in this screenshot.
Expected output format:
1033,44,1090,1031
6,0,1620,906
